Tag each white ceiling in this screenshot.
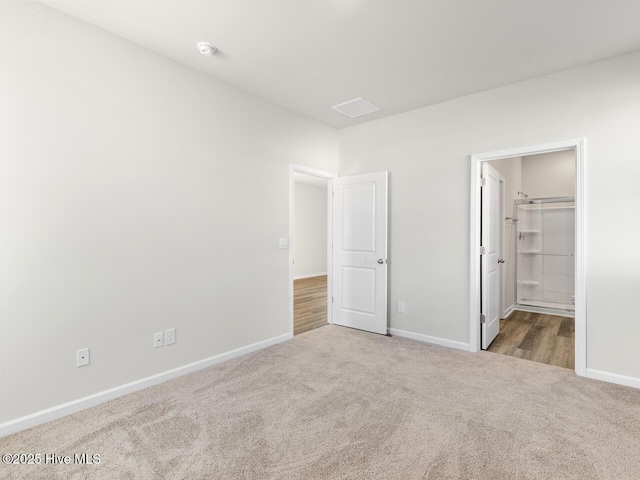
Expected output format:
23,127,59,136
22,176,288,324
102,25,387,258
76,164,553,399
42,0,640,129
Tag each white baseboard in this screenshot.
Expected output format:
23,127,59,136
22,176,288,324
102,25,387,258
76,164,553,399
293,272,327,280
502,304,515,319
389,328,471,352
0,332,292,439
586,368,640,390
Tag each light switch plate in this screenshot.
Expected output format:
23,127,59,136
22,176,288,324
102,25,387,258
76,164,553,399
279,238,289,249
397,301,406,313
165,328,176,346
154,332,164,348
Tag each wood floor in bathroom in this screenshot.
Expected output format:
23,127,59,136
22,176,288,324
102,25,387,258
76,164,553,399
486,310,575,369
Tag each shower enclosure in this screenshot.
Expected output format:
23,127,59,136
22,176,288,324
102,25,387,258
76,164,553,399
514,196,575,314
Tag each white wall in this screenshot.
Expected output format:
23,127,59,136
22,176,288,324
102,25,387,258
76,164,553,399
0,2,338,425
339,51,640,381
521,150,576,198
489,157,522,313
293,182,328,278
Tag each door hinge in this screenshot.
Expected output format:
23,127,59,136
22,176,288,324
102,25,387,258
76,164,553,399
480,314,486,324
480,177,487,187
479,246,486,255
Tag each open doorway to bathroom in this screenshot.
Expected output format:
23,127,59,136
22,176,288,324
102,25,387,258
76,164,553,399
486,150,576,368
470,139,585,374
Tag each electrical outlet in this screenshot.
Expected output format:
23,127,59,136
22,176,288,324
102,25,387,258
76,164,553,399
165,328,176,346
397,301,406,313
153,332,164,348
76,348,90,367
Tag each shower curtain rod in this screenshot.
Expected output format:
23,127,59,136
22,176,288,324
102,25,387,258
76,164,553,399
514,195,575,205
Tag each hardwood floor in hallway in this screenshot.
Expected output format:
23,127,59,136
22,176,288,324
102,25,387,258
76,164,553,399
294,275,327,335
486,310,575,369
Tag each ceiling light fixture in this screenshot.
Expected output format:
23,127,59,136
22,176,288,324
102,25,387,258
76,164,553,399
197,42,217,56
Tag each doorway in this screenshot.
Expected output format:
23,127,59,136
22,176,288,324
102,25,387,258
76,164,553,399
483,150,577,369
469,139,586,375
292,171,330,335
289,165,335,336
289,165,390,337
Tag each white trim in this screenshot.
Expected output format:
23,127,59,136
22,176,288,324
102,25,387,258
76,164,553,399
289,164,337,337
0,332,291,439
469,138,587,377
502,304,515,319
574,139,587,377
293,272,327,280
512,305,574,318
586,369,640,390
390,328,472,352
471,139,581,162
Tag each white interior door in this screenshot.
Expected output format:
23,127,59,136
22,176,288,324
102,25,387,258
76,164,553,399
332,172,388,334
481,163,501,349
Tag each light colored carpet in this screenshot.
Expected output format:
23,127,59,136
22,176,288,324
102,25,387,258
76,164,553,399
2,325,640,479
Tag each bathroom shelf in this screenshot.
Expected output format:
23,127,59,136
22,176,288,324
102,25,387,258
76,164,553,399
520,281,540,286
518,230,540,234
518,250,540,255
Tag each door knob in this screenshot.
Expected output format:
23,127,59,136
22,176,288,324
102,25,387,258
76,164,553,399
377,259,385,264
498,258,505,264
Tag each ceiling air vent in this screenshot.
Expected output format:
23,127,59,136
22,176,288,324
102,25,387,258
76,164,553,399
331,97,381,119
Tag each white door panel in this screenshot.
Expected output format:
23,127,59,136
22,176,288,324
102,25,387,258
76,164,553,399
342,183,376,252
481,163,501,349
333,172,388,334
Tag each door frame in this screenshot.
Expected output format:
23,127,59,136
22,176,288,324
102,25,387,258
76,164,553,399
469,138,586,376
289,164,337,337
